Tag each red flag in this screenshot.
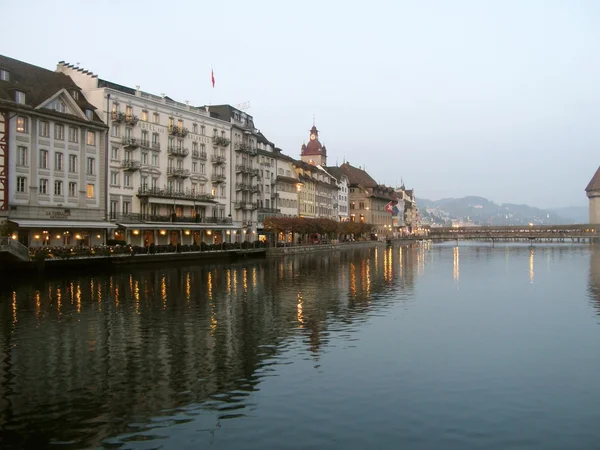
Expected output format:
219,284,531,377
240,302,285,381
385,201,394,214
211,69,215,88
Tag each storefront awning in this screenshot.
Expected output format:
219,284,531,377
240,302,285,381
116,222,239,230
9,219,117,229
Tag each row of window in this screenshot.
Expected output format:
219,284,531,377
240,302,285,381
15,117,96,144
15,177,95,198
113,105,227,137
17,147,95,174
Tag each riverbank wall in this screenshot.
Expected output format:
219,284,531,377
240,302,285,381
266,240,389,256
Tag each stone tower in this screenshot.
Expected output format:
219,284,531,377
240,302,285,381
300,125,327,166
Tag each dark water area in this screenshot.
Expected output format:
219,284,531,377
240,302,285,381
1,243,600,449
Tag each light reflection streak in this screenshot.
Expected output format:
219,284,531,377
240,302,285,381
185,273,191,301
35,290,41,318
529,248,535,284
134,280,140,314
399,247,403,277
226,269,232,295
243,268,248,292
12,291,17,325
350,263,356,297
76,283,81,313
207,272,213,300
453,246,460,282
297,291,304,327
161,275,167,308
56,287,62,315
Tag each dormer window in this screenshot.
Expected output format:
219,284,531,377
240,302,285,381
0,69,9,81
85,109,94,120
15,91,26,104
71,90,79,100
54,101,66,113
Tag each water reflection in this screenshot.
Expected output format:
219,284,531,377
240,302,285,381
0,245,420,449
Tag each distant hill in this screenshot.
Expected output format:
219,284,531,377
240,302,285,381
417,196,582,226
548,206,588,224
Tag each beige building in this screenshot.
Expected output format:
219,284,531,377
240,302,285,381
0,55,112,248
57,62,237,247
339,162,395,235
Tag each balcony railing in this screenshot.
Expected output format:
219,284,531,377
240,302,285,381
258,207,281,214
121,160,141,171
125,115,139,126
139,139,151,149
122,137,140,148
235,202,257,210
167,167,191,178
137,186,215,202
235,183,252,191
114,212,232,224
168,125,189,137
213,136,231,147
211,174,227,183
111,111,125,122
234,142,257,156
167,146,190,157
211,155,227,165
192,150,207,160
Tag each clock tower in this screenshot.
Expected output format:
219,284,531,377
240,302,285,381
300,125,327,166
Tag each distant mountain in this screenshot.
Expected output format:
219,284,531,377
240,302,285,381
417,196,582,226
548,206,588,224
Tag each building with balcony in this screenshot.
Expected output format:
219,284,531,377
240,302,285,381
205,105,270,240
0,54,113,247
57,62,238,245
324,166,350,222
273,153,301,218
338,162,396,235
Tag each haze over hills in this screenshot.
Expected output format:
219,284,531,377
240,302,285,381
418,196,589,226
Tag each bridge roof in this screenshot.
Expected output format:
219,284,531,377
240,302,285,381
586,166,600,192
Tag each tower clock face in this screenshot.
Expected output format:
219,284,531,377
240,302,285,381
310,134,316,140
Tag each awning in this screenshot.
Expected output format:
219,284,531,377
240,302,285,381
9,219,117,229
116,222,239,230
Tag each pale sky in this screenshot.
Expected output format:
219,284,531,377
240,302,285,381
1,0,598,208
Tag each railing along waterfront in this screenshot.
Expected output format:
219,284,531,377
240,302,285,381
426,224,600,241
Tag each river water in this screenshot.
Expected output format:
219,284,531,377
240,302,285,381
1,243,600,449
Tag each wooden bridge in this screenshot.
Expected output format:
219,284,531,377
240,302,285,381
414,224,599,244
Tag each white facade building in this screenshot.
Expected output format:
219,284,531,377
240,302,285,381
0,55,112,249
57,62,240,247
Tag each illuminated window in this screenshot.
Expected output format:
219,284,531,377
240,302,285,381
16,116,27,133
86,184,95,199
87,131,96,146
141,110,148,121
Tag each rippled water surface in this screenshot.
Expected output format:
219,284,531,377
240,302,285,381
2,243,600,449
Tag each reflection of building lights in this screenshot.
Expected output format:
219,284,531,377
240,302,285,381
529,248,534,284
453,246,460,282
132,230,140,235
160,230,167,235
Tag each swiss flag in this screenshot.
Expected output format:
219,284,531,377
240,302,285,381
211,69,215,88
385,201,394,213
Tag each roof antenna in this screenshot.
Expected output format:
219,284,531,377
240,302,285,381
313,114,315,126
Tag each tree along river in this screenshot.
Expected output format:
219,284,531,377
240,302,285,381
1,243,600,449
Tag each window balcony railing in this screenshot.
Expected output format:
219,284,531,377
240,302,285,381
167,146,189,157
213,136,231,147
235,202,257,210
151,142,161,151
168,125,189,137
125,115,139,126
121,160,141,171
167,167,191,178
122,137,140,148
139,139,151,149
114,212,232,224
235,183,252,191
234,142,257,156
235,164,254,174
137,186,215,202
211,174,227,183
192,150,207,160
111,111,125,122
211,155,227,165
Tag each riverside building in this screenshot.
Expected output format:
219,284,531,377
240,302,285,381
57,62,241,247
0,55,112,247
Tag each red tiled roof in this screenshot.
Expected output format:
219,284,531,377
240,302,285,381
339,162,378,188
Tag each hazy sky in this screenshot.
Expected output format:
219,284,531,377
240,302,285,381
1,0,598,208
